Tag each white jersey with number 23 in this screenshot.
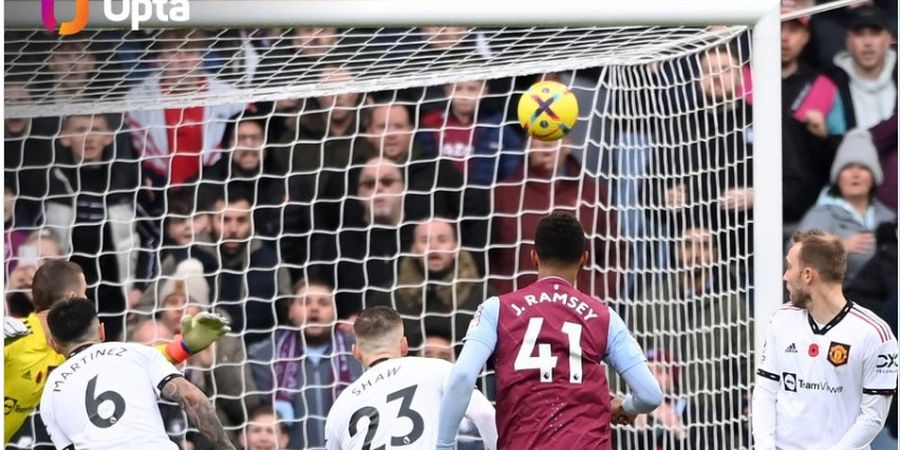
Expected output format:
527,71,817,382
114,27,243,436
325,356,497,450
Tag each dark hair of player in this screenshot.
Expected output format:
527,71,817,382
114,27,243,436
354,306,403,343
792,229,847,283
32,260,84,313
47,297,97,347
534,212,587,265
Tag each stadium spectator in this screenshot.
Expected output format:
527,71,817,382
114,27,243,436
5,82,54,229
420,328,455,362
869,111,897,212
490,137,621,299
309,157,413,317
4,184,29,277
781,5,845,225
796,129,896,283
239,405,292,450
394,218,492,350
248,279,362,449
277,66,367,201
276,66,369,278
135,194,218,317
5,231,64,318
645,46,753,259
827,5,897,130
417,323,489,450
362,102,490,262
619,348,687,450
39,40,112,103
626,225,749,449
202,106,286,237
126,30,245,212
419,80,525,187
43,113,146,341
203,186,291,344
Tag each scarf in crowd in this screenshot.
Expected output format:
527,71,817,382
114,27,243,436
273,328,354,404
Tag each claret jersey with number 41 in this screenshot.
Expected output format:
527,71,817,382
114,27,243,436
491,276,617,450
39,342,181,450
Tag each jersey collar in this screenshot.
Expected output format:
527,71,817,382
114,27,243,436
368,357,391,369
67,342,97,359
807,300,853,335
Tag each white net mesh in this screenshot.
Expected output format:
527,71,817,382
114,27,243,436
5,26,754,450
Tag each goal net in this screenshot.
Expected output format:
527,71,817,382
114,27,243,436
6,24,757,450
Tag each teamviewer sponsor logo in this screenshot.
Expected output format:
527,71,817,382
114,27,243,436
783,372,797,392
782,372,844,394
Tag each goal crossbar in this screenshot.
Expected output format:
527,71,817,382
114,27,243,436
7,0,776,28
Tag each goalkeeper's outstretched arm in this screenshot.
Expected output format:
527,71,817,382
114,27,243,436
158,312,230,364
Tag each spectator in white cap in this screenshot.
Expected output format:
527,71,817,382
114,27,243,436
155,258,261,447
796,128,896,283
157,259,211,330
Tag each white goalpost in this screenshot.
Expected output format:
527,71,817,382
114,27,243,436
5,1,781,448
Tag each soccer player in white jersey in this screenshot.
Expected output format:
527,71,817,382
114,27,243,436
325,306,497,450
39,297,236,450
753,229,898,449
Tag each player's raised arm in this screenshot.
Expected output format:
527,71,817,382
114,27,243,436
436,297,500,450
603,309,663,420
160,376,236,450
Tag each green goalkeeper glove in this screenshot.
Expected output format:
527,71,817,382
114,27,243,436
180,312,230,353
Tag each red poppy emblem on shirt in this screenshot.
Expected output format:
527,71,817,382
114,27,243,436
808,343,819,357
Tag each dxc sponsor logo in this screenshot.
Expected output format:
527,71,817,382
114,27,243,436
876,353,898,372
41,0,190,35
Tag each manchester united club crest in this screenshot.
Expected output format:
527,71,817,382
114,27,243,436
827,342,850,367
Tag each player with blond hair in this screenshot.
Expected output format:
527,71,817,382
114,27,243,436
325,306,497,450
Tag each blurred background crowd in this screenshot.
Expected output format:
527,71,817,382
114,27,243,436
3,0,897,449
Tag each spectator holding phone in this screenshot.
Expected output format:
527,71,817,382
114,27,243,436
5,231,64,317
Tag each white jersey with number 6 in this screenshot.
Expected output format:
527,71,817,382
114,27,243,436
325,356,497,450
39,342,181,450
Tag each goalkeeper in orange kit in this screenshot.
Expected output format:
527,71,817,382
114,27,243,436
3,260,229,443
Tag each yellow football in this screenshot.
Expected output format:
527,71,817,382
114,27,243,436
517,80,578,141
